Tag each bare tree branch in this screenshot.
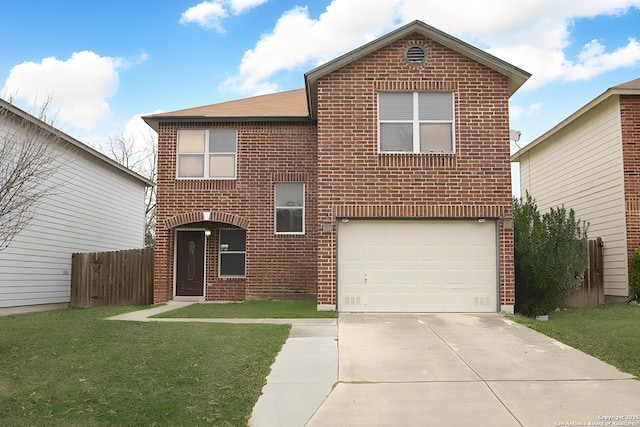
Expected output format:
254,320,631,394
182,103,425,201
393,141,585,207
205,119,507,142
99,128,157,248
0,98,65,251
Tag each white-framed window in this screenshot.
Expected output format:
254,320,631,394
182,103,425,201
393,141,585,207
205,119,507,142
219,228,246,277
275,182,304,234
177,129,237,179
378,91,454,153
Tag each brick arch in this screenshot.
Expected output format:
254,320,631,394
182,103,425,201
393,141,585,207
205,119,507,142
164,211,249,229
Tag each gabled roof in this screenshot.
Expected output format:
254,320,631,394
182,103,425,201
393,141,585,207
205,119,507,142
511,77,640,162
612,77,640,90
144,19,530,127
0,98,154,187
143,88,310,131
305,20,531,117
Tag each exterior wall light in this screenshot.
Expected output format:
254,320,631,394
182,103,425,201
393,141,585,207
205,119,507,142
502,215,514,230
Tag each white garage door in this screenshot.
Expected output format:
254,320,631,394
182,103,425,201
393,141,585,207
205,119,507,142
337,220,498,312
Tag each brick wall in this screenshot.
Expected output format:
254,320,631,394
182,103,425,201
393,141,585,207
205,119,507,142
621,94,640,294
315,34,515,307
154,31,518,309
154,122,318,303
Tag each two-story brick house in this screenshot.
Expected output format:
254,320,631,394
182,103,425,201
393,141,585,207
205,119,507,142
144,20,530,313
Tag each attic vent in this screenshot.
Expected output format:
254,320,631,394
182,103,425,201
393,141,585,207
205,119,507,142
405,45,427,66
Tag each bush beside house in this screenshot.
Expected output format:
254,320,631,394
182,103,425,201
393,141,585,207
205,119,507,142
514,192,589,316
631,248,640,300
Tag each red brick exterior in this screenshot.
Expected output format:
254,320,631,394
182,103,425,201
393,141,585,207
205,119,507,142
154,122,318,303
315,34,515,308
153,31,516,309
621,95,640,293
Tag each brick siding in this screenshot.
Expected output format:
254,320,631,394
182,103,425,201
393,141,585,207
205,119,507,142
315,34,515,307
621,95,640,293
154,31,516,308
154,122,318,302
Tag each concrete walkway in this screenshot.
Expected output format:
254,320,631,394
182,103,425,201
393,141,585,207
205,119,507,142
106,302,338,427
108,306,640,426
307,313,640,427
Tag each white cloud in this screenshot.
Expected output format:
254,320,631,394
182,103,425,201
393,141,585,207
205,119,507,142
179,1,228,32
2,51,125,130
510,103,543,119
566,38,640,81
221,0,640,95
124,111,161,144
221,1,400,94
230,0,269,14
135,52,151,65
221,75,280,96
179,0,269,32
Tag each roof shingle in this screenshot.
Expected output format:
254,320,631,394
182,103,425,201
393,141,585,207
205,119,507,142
145,88,308,120
613,77,640,90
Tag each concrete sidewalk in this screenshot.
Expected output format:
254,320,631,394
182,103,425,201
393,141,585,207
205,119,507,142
307,313,640,427
108,306,640,426
248,323,337,427
106,302,338,427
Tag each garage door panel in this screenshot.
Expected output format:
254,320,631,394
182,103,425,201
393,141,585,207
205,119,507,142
468,268,495,284
341,291,495,313
338,220,498,313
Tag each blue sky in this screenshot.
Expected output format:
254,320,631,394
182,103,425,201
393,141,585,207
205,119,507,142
2,0,640,186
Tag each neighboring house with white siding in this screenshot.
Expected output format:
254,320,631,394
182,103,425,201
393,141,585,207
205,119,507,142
0,99,153,314
511,77,640,301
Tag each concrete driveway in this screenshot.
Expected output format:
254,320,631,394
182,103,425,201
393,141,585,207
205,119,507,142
306,313,640,427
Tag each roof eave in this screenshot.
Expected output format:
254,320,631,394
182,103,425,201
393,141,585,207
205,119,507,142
1,99,154,187
510,87,640,162
142,115,315,131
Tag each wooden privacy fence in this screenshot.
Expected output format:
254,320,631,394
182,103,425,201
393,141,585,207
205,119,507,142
71,248,154,308
563,238,604,308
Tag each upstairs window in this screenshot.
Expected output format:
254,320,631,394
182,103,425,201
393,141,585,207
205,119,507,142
275,182,304,234
379,92,454,154
177,129,237,179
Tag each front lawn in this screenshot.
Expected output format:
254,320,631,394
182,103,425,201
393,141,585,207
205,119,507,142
508,303,640,377
153,299,338,319
0,306,290,426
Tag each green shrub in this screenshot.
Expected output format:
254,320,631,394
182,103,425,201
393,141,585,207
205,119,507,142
513,192,588,316
631,247,640,297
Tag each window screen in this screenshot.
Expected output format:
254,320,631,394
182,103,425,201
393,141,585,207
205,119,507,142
275,182,304,234
379,92,454,153
219,229,246,277
177,129,237,179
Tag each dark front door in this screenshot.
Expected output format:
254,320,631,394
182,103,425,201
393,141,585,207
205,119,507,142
176,231,205,296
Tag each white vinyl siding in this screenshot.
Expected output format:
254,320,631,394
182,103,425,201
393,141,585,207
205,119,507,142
518,96,628,296
338,220,498,312
0,119,146,308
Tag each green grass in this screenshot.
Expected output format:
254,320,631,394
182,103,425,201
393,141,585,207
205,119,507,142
508,303,640,377
0,306,290,426
152,299,338,319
